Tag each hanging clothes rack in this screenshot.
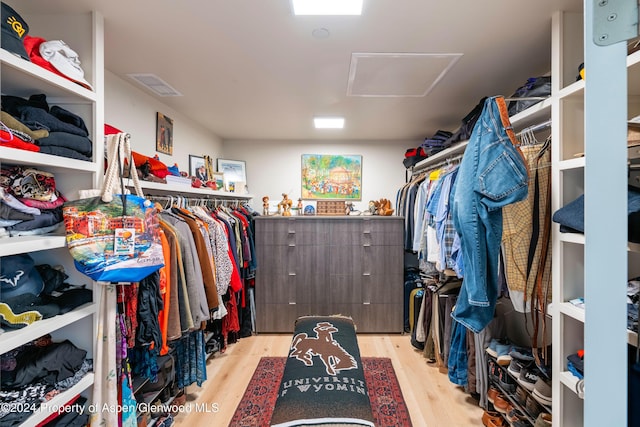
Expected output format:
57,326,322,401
411,119,553,177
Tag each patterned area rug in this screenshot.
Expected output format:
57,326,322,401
229,356,412,427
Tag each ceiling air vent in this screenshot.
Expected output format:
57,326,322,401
127,73,183,97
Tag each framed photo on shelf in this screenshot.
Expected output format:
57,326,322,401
217,159,247,184
211,172,225,191
189,155,208,181
301,154,362,200
156,112,173,155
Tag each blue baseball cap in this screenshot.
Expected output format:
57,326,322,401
1,254,44,299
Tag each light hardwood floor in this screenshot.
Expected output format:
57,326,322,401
171,333,484,427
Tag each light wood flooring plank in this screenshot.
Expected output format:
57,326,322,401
171,334,485,426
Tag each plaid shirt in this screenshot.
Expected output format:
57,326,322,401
502,145,551,311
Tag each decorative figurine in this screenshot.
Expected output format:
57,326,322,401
262,196,270,216
297,198,303,216
278,193,293,216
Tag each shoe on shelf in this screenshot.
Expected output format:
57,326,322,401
506,406,525,424
482,410,504,427
517,366,540,391
488,359,500,382
534,412,552,427
514,385,529,406
496,349,512,366
532,377,552,407
486,338,510,360
511,417,530,427
525,395,543,419
498,367,517,393
493,394,511,414
487,385,500,404
509,346,535,362
507,358,528,378
486,338,500,357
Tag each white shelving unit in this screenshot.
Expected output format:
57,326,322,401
551,4,638,426
0,2,104,425
136,180,254,200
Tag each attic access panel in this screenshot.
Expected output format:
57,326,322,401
347,52,462,97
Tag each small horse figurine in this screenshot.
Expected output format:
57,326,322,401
278,193,293,216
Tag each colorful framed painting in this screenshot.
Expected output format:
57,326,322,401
301,154,362,200
156,112,173,155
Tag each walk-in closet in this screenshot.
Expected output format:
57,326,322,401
0,1,636,427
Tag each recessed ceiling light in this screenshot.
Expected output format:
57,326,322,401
312,28,330,39
292,0,363,16
314,117,345,129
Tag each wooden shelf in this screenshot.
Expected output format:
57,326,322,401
559,233,585,245
0,48,96,102
0,303,96,353
558,157,585,171
558,302,585,322
558,79,585,99
0,146,98,173
0,234,67,257
26,372,94,425
135,180,253,199
559,371,583,399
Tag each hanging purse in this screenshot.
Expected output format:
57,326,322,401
62,133,164,282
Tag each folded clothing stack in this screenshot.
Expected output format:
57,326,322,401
420,130,454,156
552,188,640,243
0,335,92,426
1,94,92,161
0,165,67,238
0,254,92,329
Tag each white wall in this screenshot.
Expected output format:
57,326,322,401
104,71,412,210
222,140,410,212
104,70,223,173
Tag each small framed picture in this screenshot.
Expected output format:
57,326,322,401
211,172,224,191
156,112,173,155
217,158,247,183
189,155,208,181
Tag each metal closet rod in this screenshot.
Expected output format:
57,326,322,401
517,119,552,136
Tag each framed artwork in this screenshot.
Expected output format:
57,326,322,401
189,155,208,181
156,112,174,155
301,154,362,200
217,158,247,184
210,172,224,191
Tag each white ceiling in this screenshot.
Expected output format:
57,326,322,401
15,0,582,142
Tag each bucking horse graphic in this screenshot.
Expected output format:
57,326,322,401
289,321,358,375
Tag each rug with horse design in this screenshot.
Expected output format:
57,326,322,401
230,315,412,426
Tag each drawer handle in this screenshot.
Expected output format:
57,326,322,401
288,244,296,247
362,273,371,276
363,243,371,247
289,302,297,305
362,302,371,305
363,231,371,234
289,273,296,276
288,231,296,234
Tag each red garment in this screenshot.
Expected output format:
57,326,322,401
220,219,243,293
221,290,240,350
0,129,39,152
